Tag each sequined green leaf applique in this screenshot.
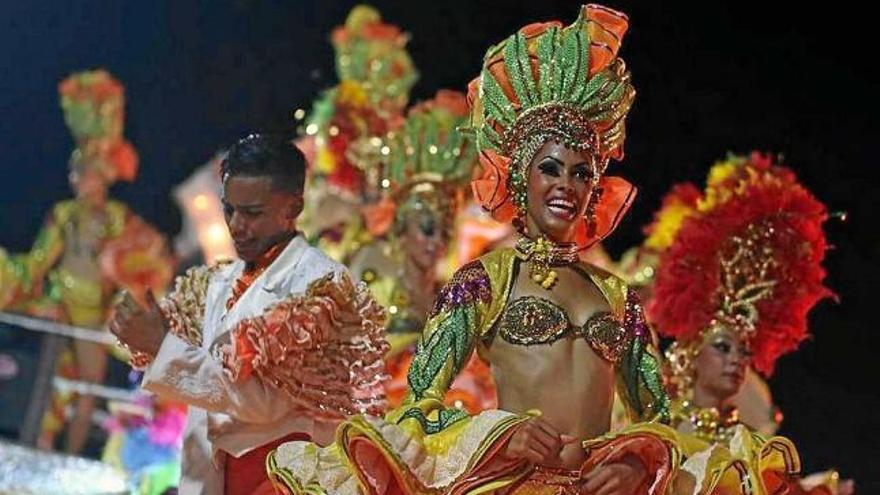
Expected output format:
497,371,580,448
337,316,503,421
398,407,469,434
480,69,516,130
637,342,670,421
559,27,587,101
503,32,537,109
617,293,671,423
407,304,478,400
477,123,502,152
537,26,561,102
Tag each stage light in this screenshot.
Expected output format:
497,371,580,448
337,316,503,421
193,194,209,211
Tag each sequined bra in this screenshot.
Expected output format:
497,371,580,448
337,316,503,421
496,296,631,363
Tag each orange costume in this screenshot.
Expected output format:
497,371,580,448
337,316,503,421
268,6,683,494
131,235,388,494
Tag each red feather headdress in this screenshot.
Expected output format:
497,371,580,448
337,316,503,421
647,154,831,376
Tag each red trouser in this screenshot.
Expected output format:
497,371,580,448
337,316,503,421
224,432,310,495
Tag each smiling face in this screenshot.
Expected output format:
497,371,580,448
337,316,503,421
221,175,302,263
523,140,597,243
693,326,751,407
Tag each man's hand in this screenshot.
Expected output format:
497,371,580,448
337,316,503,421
580,453,648,495
503,417,577,466
109,290,167,357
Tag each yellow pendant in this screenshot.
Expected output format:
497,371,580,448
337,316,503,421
518,235,571,291
530,266,558,290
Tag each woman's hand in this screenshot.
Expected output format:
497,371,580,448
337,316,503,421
580,453,648,495
503,417,576,466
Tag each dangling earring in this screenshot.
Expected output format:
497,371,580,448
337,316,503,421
585,181,603,238
510,168,529,238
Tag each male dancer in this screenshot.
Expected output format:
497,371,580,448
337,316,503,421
111,134,387,494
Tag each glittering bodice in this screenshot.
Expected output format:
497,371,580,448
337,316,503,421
496,296,630,363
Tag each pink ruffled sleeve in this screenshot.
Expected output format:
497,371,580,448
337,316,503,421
222,274,389,420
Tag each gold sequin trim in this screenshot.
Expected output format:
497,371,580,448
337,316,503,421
584,311,630,363
497,296,629,363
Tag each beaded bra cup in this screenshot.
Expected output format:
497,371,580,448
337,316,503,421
496,295,631,363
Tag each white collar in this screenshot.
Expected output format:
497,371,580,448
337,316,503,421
260,235,309,292
218,235,309,306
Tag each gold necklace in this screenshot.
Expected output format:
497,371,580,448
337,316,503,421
678,401,740,444
515,236,579,290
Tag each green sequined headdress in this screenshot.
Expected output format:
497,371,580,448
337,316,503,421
298,5,418,197
330,5,418,112
363,90,478,237
468,4,638,249
383,91,476,190
59,69,125,142
59,70,138,182
468,4,634,171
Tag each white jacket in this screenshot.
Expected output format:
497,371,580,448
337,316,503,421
142,236,348,493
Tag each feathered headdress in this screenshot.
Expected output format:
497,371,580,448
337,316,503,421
299,5,417,196
330,5,417,112
648,153,832,378
59,70,138,182
362,90,478,238
467,4,637,249
642,183,702,252
612,182,702,288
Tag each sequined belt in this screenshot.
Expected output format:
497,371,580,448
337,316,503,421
506,466,585,495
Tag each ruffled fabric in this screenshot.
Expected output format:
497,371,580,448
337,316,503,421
270,418,682,495
672,425,801,495
269,410,526,495
159,264,221,347
269,441,362,495
503,422,681,494
129,263,222,369
221,274,389,419
267,249,679,495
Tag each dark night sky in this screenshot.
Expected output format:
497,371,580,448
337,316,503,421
1,1,877,487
